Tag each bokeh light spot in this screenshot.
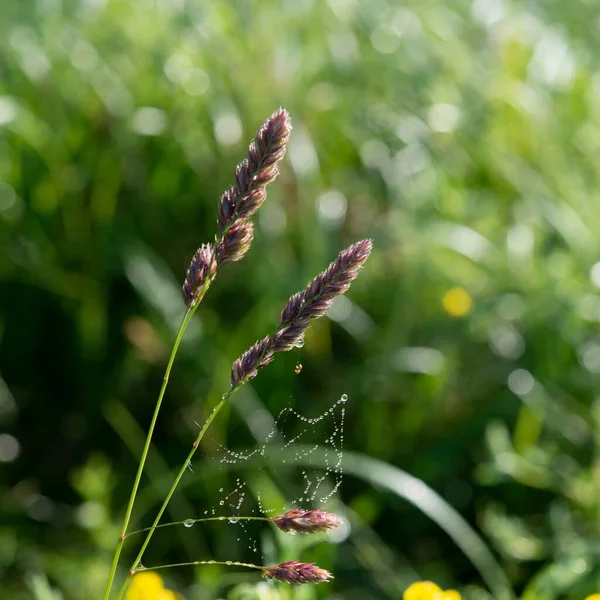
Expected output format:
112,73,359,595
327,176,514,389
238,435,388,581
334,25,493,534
214,112,242,147
590,261,600,288
0,97,17,126
508,369,534,395
579,341,600,373
371,24,401,54
317,190,347,228
75,500,107,529
428,103,460,133
308,82,338,111
182,68,210,97
131,107,167,136
0,433,20,462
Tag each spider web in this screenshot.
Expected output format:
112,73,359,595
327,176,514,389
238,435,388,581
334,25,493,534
196,393,348,558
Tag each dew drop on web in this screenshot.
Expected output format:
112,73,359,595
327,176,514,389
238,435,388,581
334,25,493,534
228,516,239,524
183,519,194,528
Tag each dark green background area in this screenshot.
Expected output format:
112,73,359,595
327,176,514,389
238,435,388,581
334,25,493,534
1,1,599,599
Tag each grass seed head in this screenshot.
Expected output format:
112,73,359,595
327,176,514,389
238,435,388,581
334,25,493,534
263,561,333,585
272,508,343,534
230,239,372,386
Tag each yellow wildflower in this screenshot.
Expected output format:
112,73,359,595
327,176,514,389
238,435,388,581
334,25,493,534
404,581,461,600
439,592,461,600
126,571,182,600
584,595,600,600
442,287,473,317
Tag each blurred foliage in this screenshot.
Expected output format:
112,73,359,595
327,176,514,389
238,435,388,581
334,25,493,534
1,0,600,598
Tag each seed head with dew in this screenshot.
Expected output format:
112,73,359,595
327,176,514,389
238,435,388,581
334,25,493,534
272,508,342,535
230,239,372,387
263,561,333,585
182,108,292,307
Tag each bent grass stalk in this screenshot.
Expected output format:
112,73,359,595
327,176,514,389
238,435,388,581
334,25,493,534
115,393,232,600
135,559,334,585
116,367,267,598
137,560,265,574
126,507,342,537
126,516,274,537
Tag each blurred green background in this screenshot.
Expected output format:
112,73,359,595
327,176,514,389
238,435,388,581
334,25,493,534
1,0,600,599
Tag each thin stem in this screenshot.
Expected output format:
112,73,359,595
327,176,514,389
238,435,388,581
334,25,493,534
116,389,236,600
126,516,271,537
138,560,265,573
103,281,212,600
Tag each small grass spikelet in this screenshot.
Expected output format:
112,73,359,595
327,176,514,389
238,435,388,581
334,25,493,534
272,508,342,535
217,107,292,232
216,221,254,264
263,561,333,585
181,244,216,307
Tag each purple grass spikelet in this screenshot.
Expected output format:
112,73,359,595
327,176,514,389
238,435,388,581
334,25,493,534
280,239,373,326
271,323,307,353
217,108,292,233
230,239,372,386
182,109,291,306
216,222,255,264
230,336,274,386
272,508,343,535
263,561,333,585
217,188,236,232
182,244,217,307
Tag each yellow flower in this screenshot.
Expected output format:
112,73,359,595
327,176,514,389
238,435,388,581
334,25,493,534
442,287,473,317
584,595,600,600
404,581,442,600
404,581,461,600
439,592,461,600
126,571,182,600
